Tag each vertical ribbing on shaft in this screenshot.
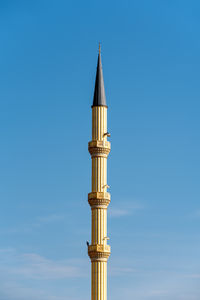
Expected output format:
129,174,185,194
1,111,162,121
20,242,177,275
91,262,107,300
92,107,107,141
89,105,110,300
92,157,107,192
91,208,107,245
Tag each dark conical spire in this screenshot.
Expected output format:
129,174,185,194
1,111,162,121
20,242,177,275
92,44,107,107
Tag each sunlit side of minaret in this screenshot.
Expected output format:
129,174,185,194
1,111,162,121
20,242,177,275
88,45,111,300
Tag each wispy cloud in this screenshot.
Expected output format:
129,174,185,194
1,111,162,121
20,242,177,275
36,214,65,224
109,201,145,218
109,208,131,217
0,249,88,300
0,249,86,280
185,273,200,279
109,271,200,300
192,210,200,218
0,213,66,235
110,266,136,276
188,209,200,220
10,254,84,280
0,281,83,300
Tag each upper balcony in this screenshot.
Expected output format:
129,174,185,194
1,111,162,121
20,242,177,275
88,140,111,157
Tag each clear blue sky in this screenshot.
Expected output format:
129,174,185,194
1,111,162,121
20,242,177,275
0,1,200,299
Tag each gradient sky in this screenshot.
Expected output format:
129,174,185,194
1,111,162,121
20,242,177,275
0,1,200,299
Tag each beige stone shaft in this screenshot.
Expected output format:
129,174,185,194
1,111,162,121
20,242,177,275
88,106,111,300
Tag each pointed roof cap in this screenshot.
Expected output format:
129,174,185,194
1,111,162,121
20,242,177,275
92,44,107,107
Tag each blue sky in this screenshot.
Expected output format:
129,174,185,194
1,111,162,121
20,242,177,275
0,0,200,299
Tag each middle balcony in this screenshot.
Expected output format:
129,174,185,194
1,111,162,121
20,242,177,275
88,140,111,158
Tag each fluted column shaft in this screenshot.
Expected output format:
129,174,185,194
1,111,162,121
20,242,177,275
88,106,111,300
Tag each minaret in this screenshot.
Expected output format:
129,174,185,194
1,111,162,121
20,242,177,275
88,45,111,300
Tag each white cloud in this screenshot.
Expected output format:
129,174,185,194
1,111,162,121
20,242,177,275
110,266,136,276
11,254,83,280
185,273,200,279
192,210,200,218
109,208,131,217
0,281,82,300
109,201,145,218
110,272,200,300
0,249,86,280
36,214,65,224
0,214,66,235
0,249,88,300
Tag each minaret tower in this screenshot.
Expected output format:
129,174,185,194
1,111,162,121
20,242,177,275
88,45,111,300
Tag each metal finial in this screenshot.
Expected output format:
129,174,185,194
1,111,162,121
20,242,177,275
99,42,101,55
